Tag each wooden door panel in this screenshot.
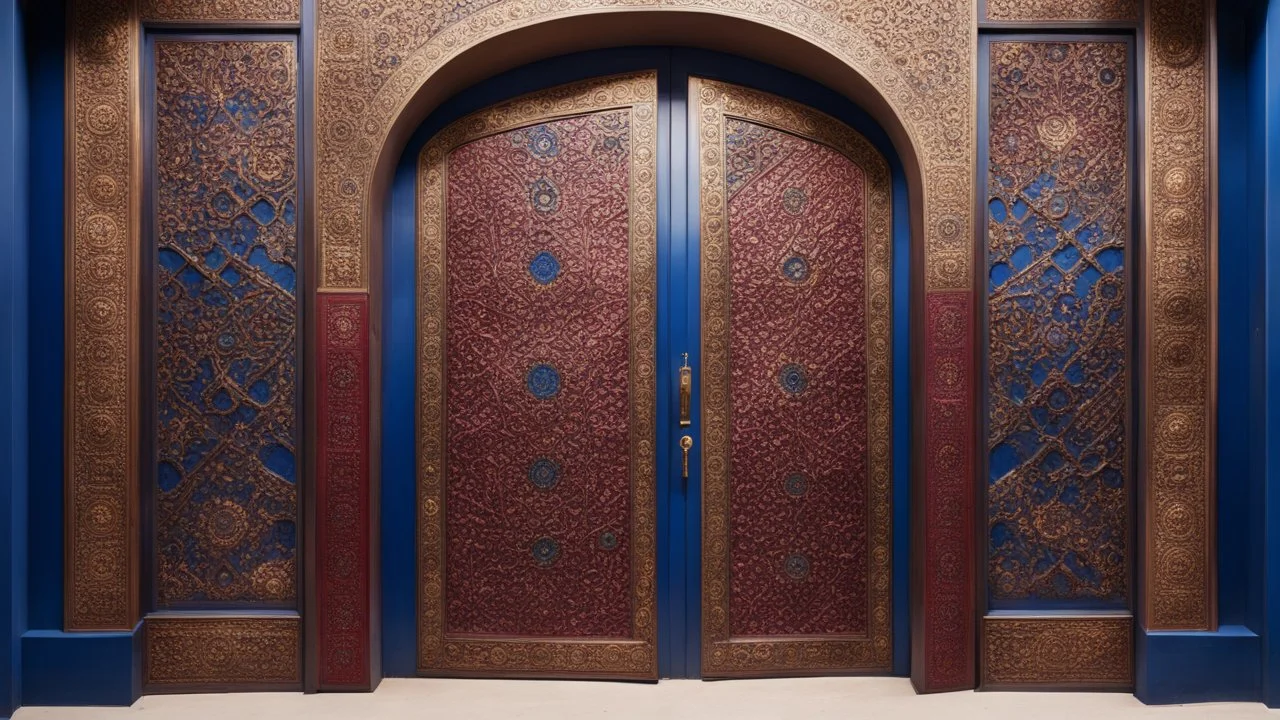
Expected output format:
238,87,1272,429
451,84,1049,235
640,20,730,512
695,78,893,677
417,73,658,679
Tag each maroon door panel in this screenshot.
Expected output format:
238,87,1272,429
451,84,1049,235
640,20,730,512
695,78,894,677
416,73,658,679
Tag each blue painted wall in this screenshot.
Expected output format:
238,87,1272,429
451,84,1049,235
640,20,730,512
1,0,29,716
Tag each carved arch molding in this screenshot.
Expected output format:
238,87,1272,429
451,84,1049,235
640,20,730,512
66,0,1214,693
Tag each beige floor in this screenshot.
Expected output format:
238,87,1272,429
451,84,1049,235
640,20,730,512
11,678,1276,719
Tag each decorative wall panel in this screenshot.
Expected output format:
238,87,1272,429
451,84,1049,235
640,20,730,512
316,293,372,687
696,78,892,677
1144,0,1216,632
417,73,657,678
145,615,301,690
982,616,1133,688
921,291,976,689
66,0,139,631
986,40,1130,608
140,0,300,23
982,0,1139,24
152,39,299,607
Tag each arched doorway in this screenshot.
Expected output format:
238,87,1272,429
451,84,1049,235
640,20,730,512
377,48,912,681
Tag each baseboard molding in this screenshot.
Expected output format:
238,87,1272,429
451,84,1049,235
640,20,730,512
1135,625,1261,704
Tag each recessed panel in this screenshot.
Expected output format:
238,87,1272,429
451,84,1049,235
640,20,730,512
152,40,299,607
697,78,892,677
725,118,871,637
985,40,1130,609
444,111,635,638
418,73,658,678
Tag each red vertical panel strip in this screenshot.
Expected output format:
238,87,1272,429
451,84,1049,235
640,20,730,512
921,291,975,691
316,293,371,688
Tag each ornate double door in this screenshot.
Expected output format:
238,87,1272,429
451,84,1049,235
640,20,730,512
415,70,893,680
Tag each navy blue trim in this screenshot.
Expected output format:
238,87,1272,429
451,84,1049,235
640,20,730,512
1137,626,1261,704
382,46,911,679
21,627,142,707
2,0,29,715
23,0,64,640
1262,0,1280,708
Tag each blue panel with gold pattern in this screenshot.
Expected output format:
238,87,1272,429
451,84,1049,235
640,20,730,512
985,40,1130,607
152,40,298,606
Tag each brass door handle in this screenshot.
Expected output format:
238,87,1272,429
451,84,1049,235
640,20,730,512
679,353,692,427
680,435,693,479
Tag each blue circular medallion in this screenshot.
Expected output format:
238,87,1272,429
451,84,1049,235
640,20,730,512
530,178,559,214
784,473,808,497
1100,67,1117,85
1048,195,1069,219
782,255,810,283
782,187,807,215
528,457,561,490
779,363,809,395
599,531,619,551
528,251,561,286
526,363,561,400
526,125,560,158
531,537,560,566
784,553,810,580
217,333,237,350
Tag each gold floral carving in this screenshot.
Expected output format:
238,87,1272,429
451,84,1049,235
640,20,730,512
317,0,975,292
417,73,658,678
982,616,1133,688
695,78,893,676
67,0,139,631
983,0,1139,23
1144,0,1215,631
140,0,300,22
145,616,301,687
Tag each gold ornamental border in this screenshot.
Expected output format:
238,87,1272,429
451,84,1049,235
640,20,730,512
983,0,1139,23
416,72,659,679
316,0,977,293
1143,0,1217,631
139,0,300,23
67,0,140,631
694,77,894,677
981,616,1133,688
144,615,302,691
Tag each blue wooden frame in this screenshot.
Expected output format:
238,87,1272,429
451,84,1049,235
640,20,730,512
381,46,912,679
1,0,28,716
